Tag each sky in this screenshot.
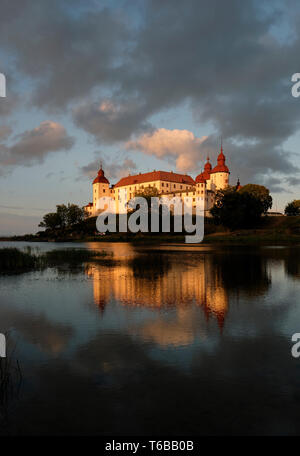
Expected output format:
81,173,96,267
0,0,300,234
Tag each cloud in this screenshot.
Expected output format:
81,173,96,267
73,98,152,143
0,93,19,117
260,176,287,193
0,125,12,140
80,154,137,182
0,121,74,171
0,0,130,109
127,128,208,173
285,176,300,186
0,1,300,187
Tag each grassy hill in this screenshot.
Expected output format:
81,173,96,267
204,216,300,243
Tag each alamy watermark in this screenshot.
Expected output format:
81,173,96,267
0,333,6,358
95,190,205,243
0,72,6,97
291,333,300,358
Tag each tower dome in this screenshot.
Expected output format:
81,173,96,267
211,145,229,173
204,156,212,171
93,164,110,184
196,157,212,183
195,172,206,183
203,156,212,179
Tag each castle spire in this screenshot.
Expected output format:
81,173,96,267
211,138,229,174
93,162,109,184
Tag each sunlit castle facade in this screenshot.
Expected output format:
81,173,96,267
84,145,230,217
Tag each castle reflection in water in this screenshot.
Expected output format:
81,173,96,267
84,244,271,330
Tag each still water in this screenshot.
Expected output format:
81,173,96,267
1,241,300,435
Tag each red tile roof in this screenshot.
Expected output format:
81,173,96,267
93,168,110,184
195,172,206,183
114,170,195,188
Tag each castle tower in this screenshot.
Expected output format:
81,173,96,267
92,164,110,214
210,143,229,190
203,156,212,190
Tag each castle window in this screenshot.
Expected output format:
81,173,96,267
162,183,164,187
103,189,105,193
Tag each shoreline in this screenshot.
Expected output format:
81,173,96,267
1,232,300,245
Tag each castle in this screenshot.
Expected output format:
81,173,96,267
84,145,232,217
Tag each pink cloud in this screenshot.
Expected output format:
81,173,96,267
126,128,208,173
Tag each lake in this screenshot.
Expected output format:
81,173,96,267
1,241,300,435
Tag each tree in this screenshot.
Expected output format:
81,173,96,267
134,186,160,202
66,203,85,226
39,212,62,230
56,204,68,228
127,186,160,212
239,184,272,214
210,187,265,230
285,200,300,216
39,203,85,231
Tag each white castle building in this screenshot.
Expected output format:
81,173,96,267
84,145,232,217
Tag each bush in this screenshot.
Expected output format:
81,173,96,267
285,200,300,216
210,188,265,230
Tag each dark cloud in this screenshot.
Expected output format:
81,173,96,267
73,98,152,143
260,176,287,193
284,176,300,186
0,0,130,109
0,0,300,186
